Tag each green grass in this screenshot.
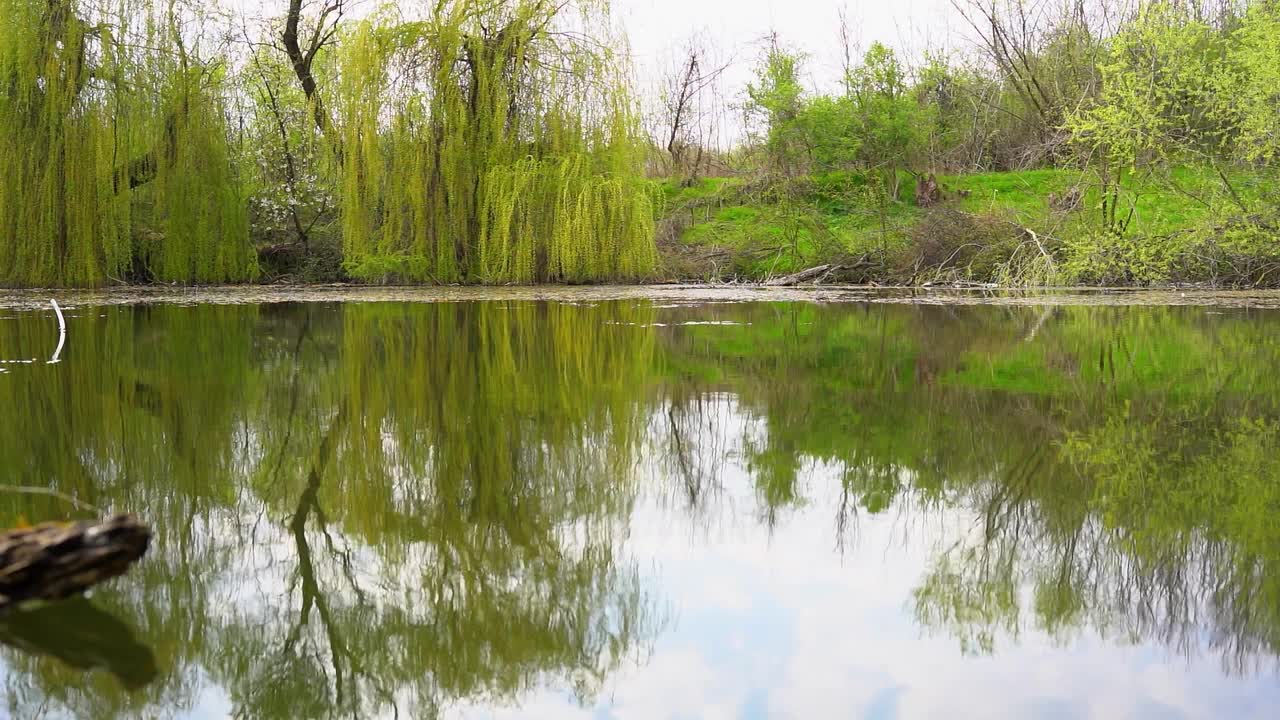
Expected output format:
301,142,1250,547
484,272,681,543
944,166,1270,237
660,172,917,277
944,169,1078,222
659,166,1278,284
659,177,742,206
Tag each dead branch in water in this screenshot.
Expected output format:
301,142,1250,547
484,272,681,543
765,264,835,287
0,515,150,610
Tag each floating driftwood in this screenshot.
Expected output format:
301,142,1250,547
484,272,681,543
0,514,150,610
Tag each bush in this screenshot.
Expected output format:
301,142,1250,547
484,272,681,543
1061,232,1185,285
1171,217,1280,286
1062,214,1280,287
905,209,1023,282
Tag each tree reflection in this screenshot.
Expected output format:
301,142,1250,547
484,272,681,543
0,301,661,719
655,302,1280,673
3,298,1280,717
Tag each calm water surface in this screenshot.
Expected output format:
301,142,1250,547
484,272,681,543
2,294,1279,719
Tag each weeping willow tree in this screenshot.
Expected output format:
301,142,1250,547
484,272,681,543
136,6,256,284
0,0,128,286
335,1,657,283
0,0,254,287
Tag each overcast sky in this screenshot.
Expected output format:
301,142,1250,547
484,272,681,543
229,0,974,95
615,0,973,141
226,0,977,140
620,0,968,91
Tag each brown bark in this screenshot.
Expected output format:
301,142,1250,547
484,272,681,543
915,173,942,208
283,0,344,137
766,264,834,287
0,514,150,609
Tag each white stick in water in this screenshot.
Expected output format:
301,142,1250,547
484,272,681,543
48,299,66,364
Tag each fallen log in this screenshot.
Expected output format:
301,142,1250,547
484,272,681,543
0,515,151,610
765,264,834,287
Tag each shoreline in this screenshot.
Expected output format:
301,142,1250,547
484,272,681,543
4,284,1280,310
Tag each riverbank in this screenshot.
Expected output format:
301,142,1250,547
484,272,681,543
658,168,1280,287
4,164,1277,292
6,285,1280,311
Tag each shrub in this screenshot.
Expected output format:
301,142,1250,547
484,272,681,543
905,209,1023,282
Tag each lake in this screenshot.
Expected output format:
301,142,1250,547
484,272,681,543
1,289,1278,719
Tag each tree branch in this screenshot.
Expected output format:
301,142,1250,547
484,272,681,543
283,0,343,136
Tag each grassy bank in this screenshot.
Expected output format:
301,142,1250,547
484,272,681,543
657,167,1280,287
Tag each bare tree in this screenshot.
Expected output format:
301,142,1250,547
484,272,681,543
838,5,861,96
951,0,1109,166
656,33,731,183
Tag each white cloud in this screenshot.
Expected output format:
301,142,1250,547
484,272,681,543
465,404,1280,719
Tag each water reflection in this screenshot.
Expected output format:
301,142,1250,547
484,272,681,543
1,299,1278,717
0,598,157,689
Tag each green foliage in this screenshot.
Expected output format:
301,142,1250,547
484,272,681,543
743,41,927,185
744,44,809,178
667,174,897,278
796,94,860,172
334,2,657,284
241,40,336,263
0,0,253,287
912,54,993,169
0,0,131,286
145,68,257,283
1068,3,1229,171
1227,3,1280,163
653,2,1276,288
1065,1,1279,243
1,0,1276,288
1061,230,1185,285
846,43,926,188
0,0,656,287
661,162,1280,286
